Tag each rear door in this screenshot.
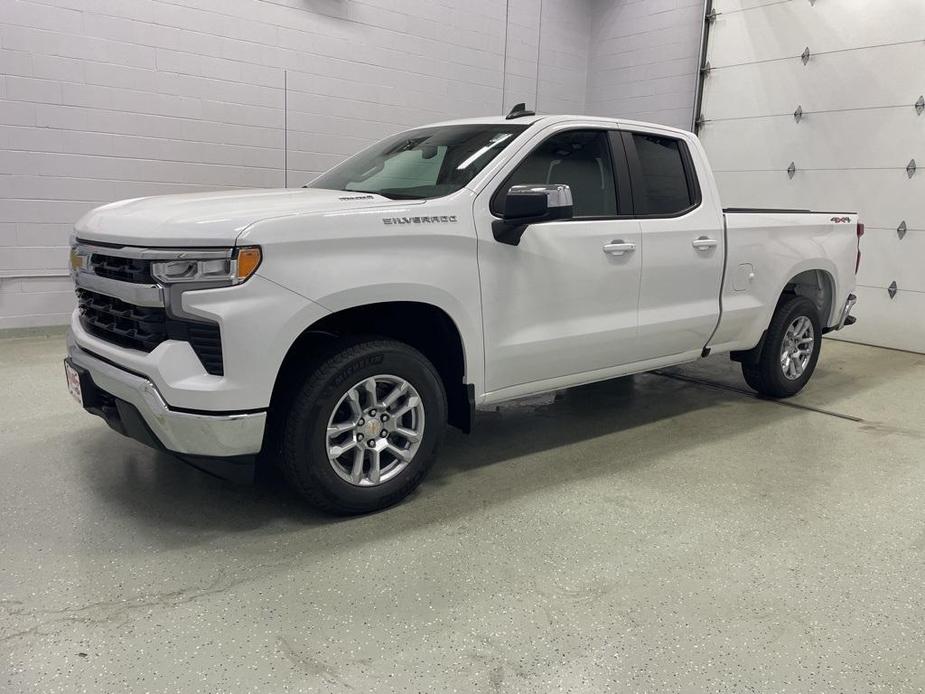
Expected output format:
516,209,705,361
621,130,725,358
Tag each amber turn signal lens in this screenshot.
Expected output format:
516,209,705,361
235,246,262,282
69,246,86,272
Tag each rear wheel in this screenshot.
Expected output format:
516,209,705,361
281,339,447,514
741,295,822,398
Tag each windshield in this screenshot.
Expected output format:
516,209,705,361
307,124,529,200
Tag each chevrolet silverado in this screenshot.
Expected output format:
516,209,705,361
65,108,861,513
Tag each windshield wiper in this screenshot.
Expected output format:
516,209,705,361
379,193,425,200
351,190,424,200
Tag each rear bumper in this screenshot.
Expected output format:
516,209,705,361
67,331,266,465
832,292,858,331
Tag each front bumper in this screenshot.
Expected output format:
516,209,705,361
67,332,266,463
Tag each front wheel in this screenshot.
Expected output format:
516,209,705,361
281,339,447,514
741,295,822,398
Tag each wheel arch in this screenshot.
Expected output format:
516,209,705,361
779,266,837,327
732,265,836,365
269,300,475,436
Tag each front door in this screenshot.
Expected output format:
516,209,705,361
474,127,642,396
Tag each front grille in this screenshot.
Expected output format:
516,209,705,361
77,288,224,375
89,253,153,283
77,288,166,351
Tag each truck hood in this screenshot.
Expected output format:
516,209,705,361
74,188,407,246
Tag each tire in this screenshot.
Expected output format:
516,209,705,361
741,295,822,398
281,338,447,514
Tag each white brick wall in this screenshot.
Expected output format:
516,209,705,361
1,0,706,328
502,0,591,116
0,0,593,328
586,0,703,130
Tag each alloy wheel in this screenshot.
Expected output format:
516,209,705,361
780,315,814,380
325,374,425,486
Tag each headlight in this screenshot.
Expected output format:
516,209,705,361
69,245,89,277
151,246,261,285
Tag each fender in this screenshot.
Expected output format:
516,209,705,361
307,283,482,394
769,258,840,327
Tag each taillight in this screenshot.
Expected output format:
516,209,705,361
855,222,864,273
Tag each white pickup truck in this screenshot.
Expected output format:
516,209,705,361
65,109,861,513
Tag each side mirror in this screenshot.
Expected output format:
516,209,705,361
492,184,574,245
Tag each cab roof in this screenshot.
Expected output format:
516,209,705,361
419,114,693,137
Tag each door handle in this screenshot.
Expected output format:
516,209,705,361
603,240,636,256
692,236,719,251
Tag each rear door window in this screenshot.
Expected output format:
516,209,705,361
628,133,698,216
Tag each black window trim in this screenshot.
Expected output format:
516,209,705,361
620,130,702,219
489,126,634,221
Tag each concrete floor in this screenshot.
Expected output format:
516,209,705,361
1,333,923,693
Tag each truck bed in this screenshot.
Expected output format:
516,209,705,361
708,209,860,355
724,208,857,215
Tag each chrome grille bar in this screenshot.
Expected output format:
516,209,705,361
74,270,164,307
74,241,233,261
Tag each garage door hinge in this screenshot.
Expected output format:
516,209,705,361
706,8,718,23
695,113,706,130
897,221,907,240
808,0,816,6
793,105,803,123
907,159,917,178
787,162,797,179
801,47,811,65
888,281,898,299
916,96,925,116
700,61,712,76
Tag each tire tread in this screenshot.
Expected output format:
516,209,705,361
740,295,822,398
280,338,444,514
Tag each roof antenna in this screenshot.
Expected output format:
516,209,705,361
505,102,536,119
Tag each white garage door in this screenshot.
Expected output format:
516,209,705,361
697,0,925,353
